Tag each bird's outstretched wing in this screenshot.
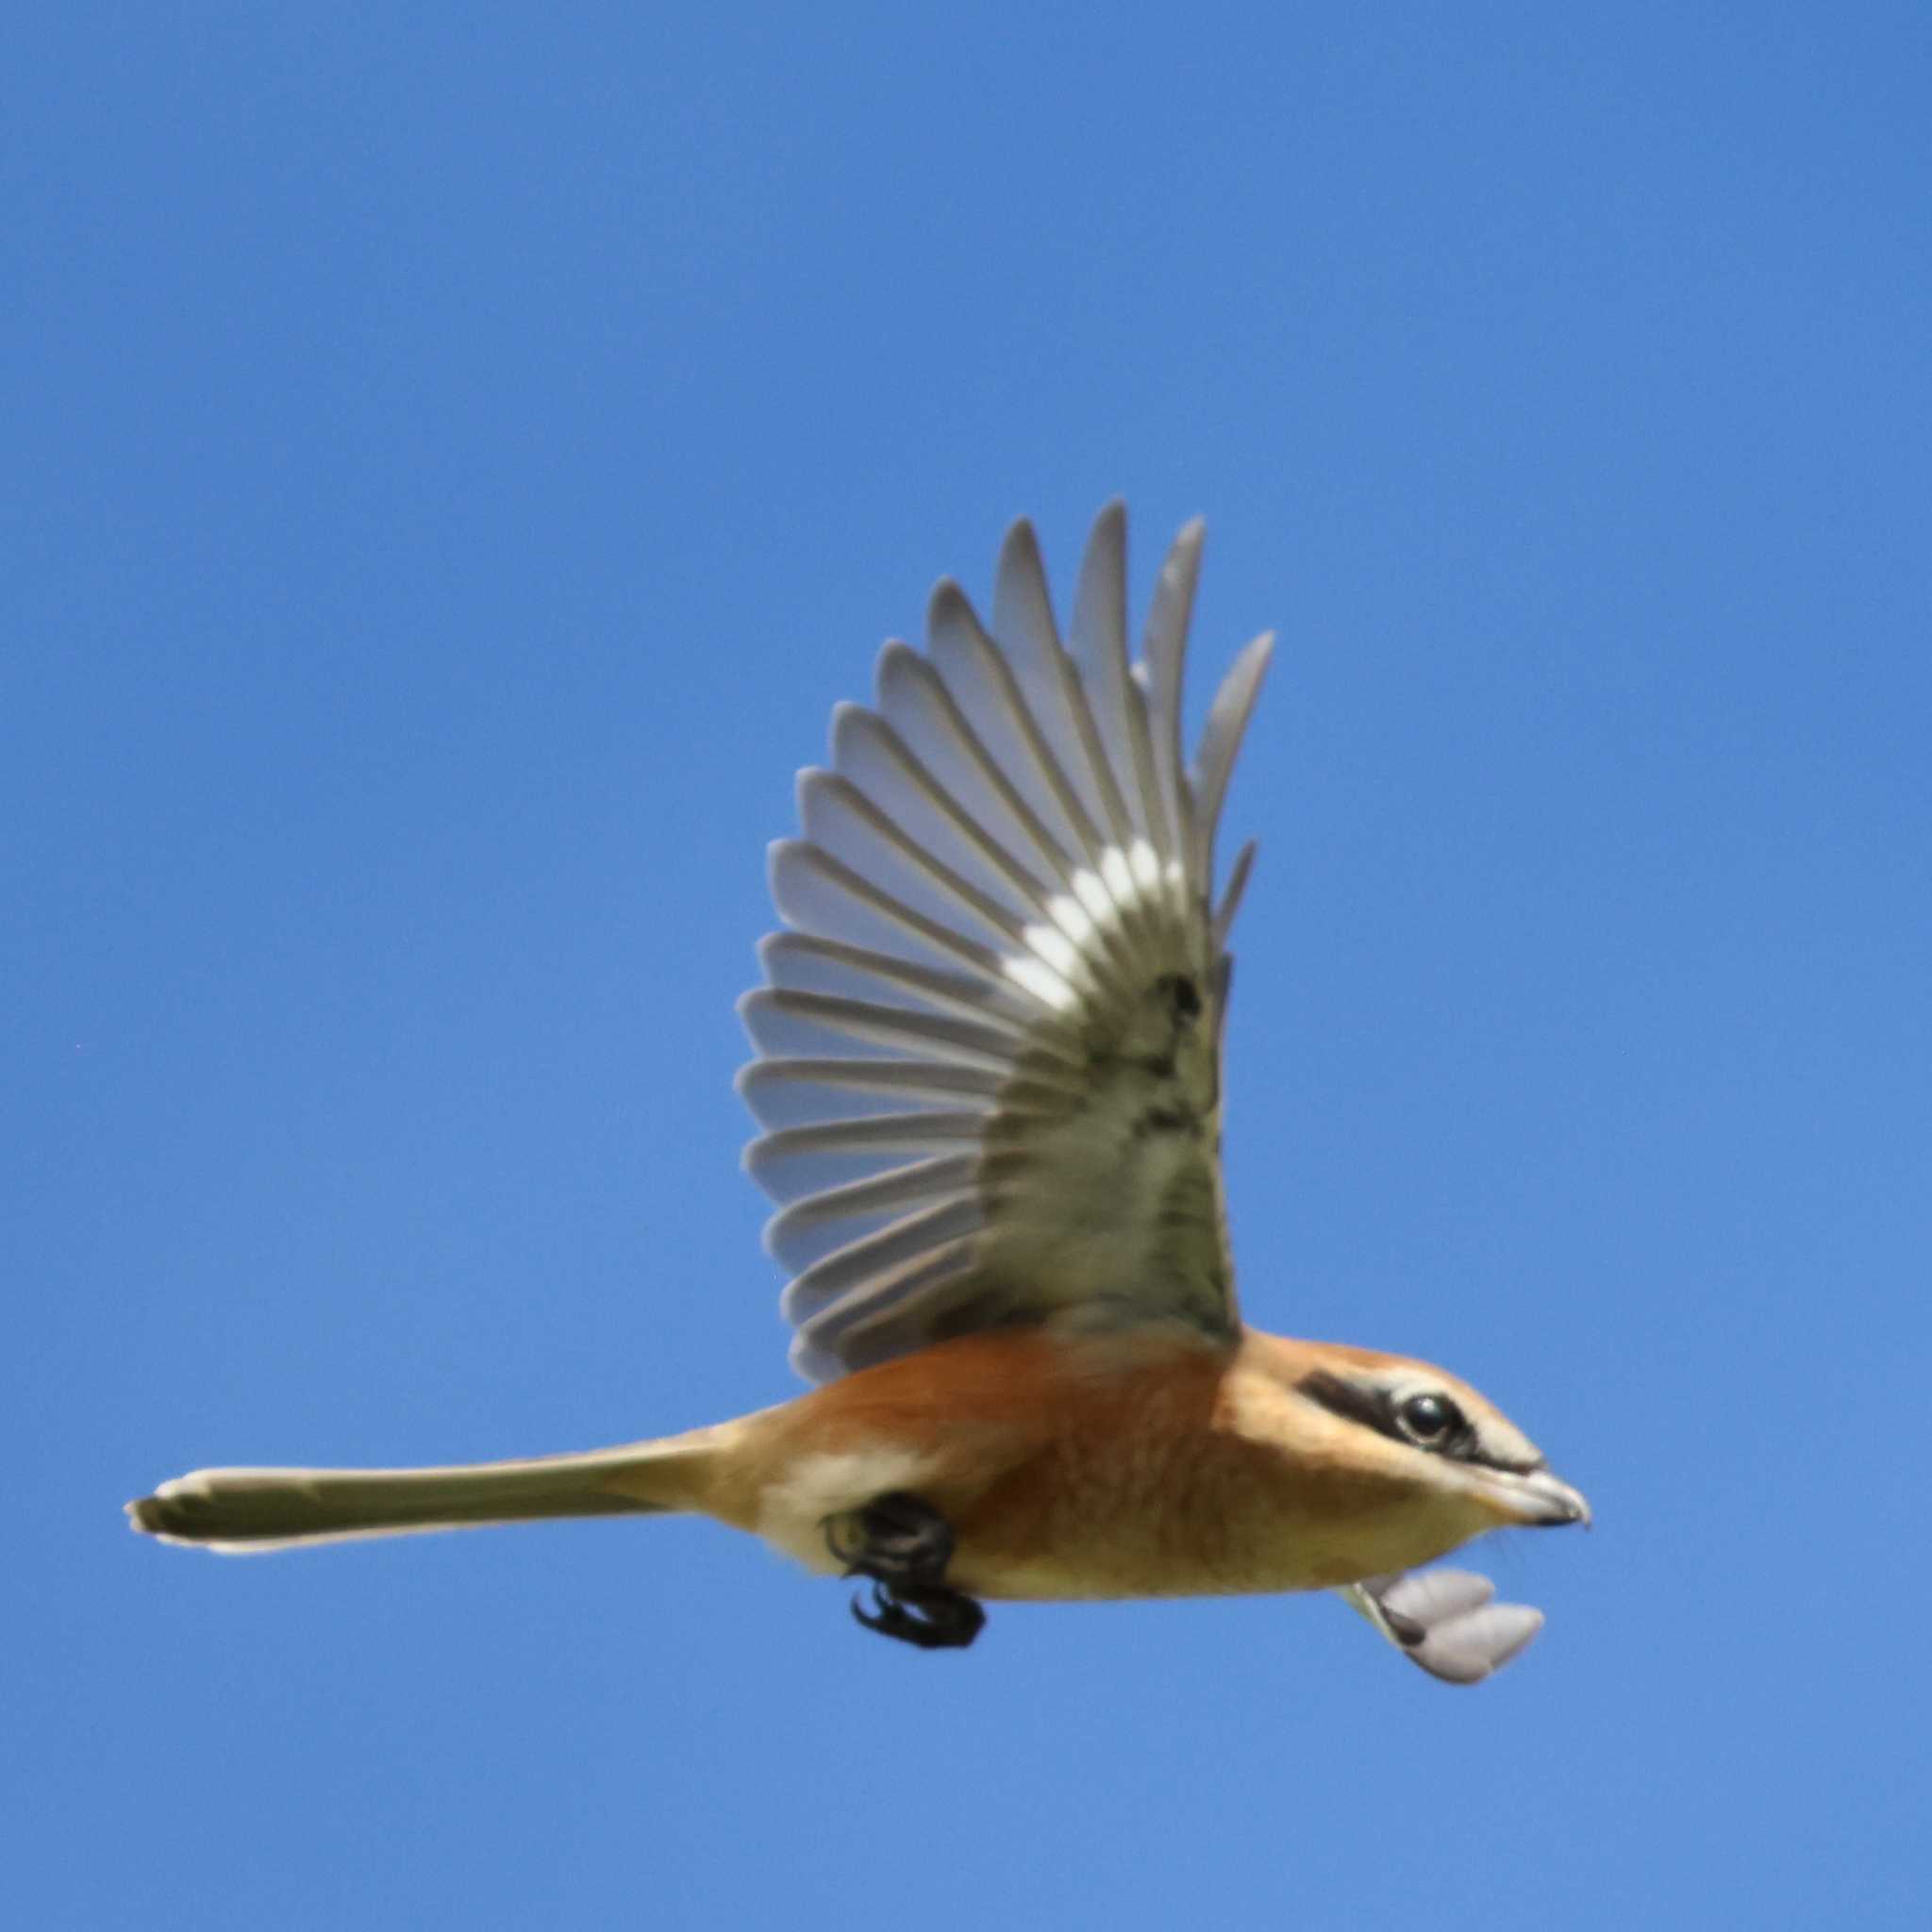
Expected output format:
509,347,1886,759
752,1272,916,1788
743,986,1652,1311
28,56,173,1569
739,503,1274,1382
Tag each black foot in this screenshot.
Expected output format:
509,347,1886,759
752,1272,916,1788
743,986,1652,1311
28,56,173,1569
851,1581,987,1651
824,1491,955,1588
823,1491,987,1651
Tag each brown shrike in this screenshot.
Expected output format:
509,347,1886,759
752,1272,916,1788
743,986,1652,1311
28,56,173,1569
131,504,1589,1684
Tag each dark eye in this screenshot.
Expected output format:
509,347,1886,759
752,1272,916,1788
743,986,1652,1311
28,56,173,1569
1397,1391,1465,1447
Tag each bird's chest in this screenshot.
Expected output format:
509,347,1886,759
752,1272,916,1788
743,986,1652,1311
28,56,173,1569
942,1402,1333,1602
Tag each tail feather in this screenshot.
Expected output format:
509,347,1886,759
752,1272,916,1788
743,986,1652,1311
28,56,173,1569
127,1439,703,1553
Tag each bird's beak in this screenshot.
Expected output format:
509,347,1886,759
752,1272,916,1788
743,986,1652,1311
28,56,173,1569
1474,1466,1591,1529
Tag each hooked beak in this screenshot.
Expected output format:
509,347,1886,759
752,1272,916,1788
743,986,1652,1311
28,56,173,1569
1474,1466,1591,1529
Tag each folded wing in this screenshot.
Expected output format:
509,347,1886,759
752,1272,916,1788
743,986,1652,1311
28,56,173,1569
739,504,1273,1382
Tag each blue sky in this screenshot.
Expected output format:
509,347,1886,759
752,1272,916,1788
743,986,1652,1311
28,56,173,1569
8,6,1928,1926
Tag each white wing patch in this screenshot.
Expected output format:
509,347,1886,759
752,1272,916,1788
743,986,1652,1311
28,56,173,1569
739,504,1274,1382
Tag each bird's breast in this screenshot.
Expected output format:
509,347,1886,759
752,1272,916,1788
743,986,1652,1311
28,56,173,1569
946,1391,1374,1602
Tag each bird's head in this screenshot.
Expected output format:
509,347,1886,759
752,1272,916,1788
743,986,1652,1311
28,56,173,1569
1279,1337,1591,1538
1231,1333,1590,1584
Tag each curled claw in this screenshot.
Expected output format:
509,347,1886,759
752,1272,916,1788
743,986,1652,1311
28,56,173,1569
826,1491,988,1650
850,1582,987,1651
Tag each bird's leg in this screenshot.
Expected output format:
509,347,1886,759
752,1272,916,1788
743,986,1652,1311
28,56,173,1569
824,1491,987,1652
850,1582,987,1651
824,1490,954,1585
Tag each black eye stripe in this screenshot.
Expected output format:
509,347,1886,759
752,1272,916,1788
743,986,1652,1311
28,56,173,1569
1296,1371,1492,1465
1295,1369,1397,1440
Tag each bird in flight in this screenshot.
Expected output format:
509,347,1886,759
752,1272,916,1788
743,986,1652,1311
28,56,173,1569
130,504,1588,1684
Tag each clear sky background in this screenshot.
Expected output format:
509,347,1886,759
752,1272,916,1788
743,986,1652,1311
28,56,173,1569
8,7,1928,1928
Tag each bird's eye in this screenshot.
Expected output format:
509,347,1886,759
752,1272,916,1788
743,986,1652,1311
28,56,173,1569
1396,1391,1464,1447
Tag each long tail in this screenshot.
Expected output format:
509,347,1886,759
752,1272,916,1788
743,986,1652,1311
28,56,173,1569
126,1433,719,1553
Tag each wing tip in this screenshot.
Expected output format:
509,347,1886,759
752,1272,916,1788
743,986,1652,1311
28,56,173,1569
999,512,1042,556
1347,1568,1552,1686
